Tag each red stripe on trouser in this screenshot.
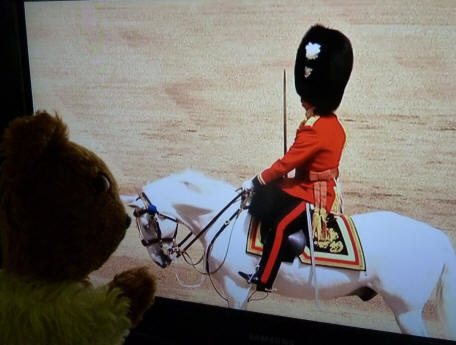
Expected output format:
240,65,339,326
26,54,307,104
260,201,307,284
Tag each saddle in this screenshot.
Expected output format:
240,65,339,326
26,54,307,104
247,213,366,271
283,228,307,263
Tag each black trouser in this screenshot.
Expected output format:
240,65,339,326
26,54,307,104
249,183,308,288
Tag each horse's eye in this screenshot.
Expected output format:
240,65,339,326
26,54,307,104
93,173,111,193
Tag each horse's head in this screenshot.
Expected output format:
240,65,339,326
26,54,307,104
122,194,177,268
122,170,237,268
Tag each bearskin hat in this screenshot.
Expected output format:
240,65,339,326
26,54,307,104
294,24,353,115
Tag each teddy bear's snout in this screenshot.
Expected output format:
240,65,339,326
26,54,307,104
125,214,132,229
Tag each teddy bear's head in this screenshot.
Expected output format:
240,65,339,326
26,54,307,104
0,111,130,281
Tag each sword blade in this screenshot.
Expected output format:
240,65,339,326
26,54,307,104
283,69,287,155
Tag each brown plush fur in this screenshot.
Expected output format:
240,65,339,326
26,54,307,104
0,110,156,326
109,267,157,326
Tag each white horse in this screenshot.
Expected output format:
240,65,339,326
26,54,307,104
121,170,456,339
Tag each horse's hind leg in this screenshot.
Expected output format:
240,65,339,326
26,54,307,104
393,309,428,337
380,287,429,336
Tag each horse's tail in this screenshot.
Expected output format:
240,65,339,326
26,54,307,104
436,239,456,340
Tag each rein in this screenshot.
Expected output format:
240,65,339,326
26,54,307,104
134,190,245,259
177,191,244,257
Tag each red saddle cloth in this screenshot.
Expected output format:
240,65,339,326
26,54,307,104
246,214,366,271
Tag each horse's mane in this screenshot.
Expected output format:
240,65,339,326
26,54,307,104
160,170,235,195
143,170,237,214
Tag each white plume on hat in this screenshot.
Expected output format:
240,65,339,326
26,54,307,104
305,42,321,60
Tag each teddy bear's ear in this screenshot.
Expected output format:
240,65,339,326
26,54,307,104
2,110,69,173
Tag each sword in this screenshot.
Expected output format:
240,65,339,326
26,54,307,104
283,69,287,156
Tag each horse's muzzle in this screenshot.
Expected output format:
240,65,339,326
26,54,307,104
158,252,172,268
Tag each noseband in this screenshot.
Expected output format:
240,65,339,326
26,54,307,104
134,192,179,252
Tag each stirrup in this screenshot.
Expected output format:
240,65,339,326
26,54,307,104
238,271,256,283
238,271,268,291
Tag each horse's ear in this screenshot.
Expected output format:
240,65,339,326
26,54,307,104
120,195,144,209
172,203,212,220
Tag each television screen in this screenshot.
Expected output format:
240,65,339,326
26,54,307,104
23,0,456,343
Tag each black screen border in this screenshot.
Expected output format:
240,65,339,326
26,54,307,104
5,1,455,344
1,0,33,142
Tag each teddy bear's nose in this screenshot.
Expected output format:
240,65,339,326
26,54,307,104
125,214,132,228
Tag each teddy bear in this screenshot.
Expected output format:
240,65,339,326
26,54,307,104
0,111,156,345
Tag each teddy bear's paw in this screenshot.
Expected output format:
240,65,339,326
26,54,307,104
108,266,157,326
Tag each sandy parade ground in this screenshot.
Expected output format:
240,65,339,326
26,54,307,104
25,0,456,340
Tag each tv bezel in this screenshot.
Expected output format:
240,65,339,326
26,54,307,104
3,1,454,344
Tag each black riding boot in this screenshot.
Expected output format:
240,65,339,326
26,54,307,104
238,269,268,292
238,229,273,291
238,269,270,291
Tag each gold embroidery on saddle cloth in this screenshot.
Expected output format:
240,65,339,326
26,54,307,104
313,225,344,254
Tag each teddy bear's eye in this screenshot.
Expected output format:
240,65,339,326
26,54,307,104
93,174,111,193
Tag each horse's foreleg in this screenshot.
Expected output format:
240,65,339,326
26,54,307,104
222,277,250,309
393,309,428,337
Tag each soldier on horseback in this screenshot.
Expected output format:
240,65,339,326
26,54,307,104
239,24,353,291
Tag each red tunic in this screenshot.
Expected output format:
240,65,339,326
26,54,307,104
257,114,346,213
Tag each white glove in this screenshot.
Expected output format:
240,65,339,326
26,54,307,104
242,179,254,192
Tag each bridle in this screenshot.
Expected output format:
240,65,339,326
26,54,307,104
133,192,181,256
133,190,248,260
